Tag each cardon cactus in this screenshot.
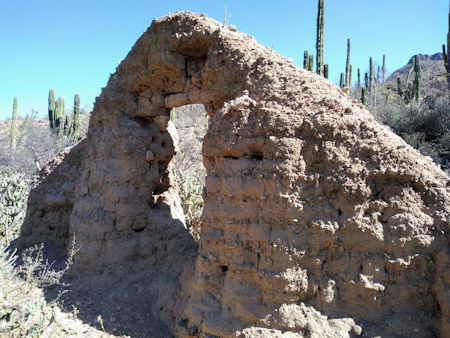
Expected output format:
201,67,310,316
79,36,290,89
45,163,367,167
55,97,65,136
324,64,329,79
443,10,450,96
357,68,361,88
10,98,18,153
345,38,351,87
72,93,81,140
48,89,56,130
308,54,314,71
361,87,366,105
303,50,309,69
315,0,324,76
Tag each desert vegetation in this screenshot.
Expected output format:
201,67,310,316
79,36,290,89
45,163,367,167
0,2,449,337
0,167,78,336
302,0,449,171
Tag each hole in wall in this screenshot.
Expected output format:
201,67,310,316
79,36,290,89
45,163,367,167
249,151,264,161
171,104,209,242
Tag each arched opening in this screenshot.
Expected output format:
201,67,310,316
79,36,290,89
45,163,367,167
171,104,209,241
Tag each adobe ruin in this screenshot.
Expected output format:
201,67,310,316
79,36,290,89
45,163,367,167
19,12,449,337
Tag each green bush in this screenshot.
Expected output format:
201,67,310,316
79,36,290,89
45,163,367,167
176,171,203,241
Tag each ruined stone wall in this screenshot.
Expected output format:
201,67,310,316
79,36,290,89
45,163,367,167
19,12,449,337
19,140,86,251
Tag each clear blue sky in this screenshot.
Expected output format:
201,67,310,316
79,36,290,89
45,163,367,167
0,0,447,119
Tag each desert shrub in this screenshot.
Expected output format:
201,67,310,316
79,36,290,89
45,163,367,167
0,246,56,337
172,104,208,241
0,167,33,246
0,112,90,176
440,131,450,151
401,132,427,150
176,171,203,241
0,242,76,337
0,166,76,337
371,90,450,170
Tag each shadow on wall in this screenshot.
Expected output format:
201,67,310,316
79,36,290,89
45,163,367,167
41,217,194,338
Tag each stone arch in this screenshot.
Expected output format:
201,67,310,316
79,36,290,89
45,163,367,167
67,13,262,273
19,12,449,337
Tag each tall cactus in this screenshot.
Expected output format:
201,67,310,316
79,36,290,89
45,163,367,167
361,87,366,105
349,65,352,89
413,54,421,101
443,9,450,96
316,0,324,76
382,54,386,83
72,93,81,140
48,89,56,130
324,64,329,79
55,97,65,137
303,50,309,69
339,73,344,88
377,65,381,85
369,57,374,92
345,38,351,87
357,68,361,88
396,55,420,103
364,72,369,89
10,98,18,154
308,54,314,71
64,114,72,136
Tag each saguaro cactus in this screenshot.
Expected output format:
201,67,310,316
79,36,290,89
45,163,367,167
308,54,314,71
382,54,386,83
361,87,366,105
413,54,421,101
303,50,309,69
345,38,351,87
397,55,420,103
72,93,81,140
10,98,18,153
377,65,381,85
369,57,374,92
316,0,324,76
55,97,65,136
357,68,361,88
339,73,344,88
443,10,450,95
349,65,352,89
48,89,56,130
324,64,329,79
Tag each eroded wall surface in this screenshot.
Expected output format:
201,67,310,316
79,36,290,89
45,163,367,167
20,12,449,337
